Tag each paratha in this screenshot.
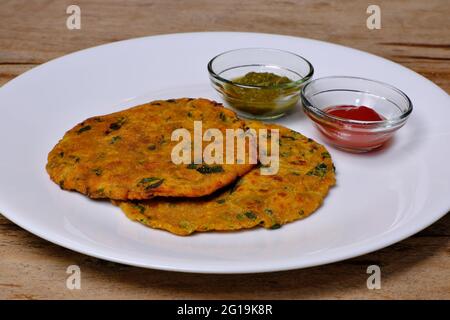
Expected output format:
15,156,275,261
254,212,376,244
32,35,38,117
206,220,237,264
46,98,255,200
115,121,336,235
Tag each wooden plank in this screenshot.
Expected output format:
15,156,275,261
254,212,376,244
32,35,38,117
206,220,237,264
0,0,449,90
0,213,448,299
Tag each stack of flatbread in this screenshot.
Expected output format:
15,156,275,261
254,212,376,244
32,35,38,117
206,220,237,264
47,98,335,235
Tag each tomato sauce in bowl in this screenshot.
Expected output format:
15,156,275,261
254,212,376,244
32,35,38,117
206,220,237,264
317,105,391,152
301,77,413,153
325,105,384,121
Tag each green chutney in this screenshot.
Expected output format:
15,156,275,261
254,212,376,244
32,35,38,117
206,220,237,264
224,72,300,118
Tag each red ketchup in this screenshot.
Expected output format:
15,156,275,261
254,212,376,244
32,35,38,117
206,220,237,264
326,105,384,121
317,105,389,152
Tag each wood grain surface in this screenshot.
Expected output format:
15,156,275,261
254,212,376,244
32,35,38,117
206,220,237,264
0,0,449,300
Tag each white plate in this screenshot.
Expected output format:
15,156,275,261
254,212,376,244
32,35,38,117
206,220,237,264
0,32,449,274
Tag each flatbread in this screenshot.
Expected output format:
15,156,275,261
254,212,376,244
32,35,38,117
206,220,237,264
115,121,336,235
46,98,254,200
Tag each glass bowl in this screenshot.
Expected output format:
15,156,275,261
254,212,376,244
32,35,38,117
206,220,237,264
301,76,413,152
208,48,314,120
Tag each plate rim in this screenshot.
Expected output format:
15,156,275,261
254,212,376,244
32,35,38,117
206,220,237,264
2,199,449,274
3,31,448,95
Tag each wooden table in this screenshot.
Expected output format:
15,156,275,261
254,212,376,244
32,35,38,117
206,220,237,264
0,0,449,300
